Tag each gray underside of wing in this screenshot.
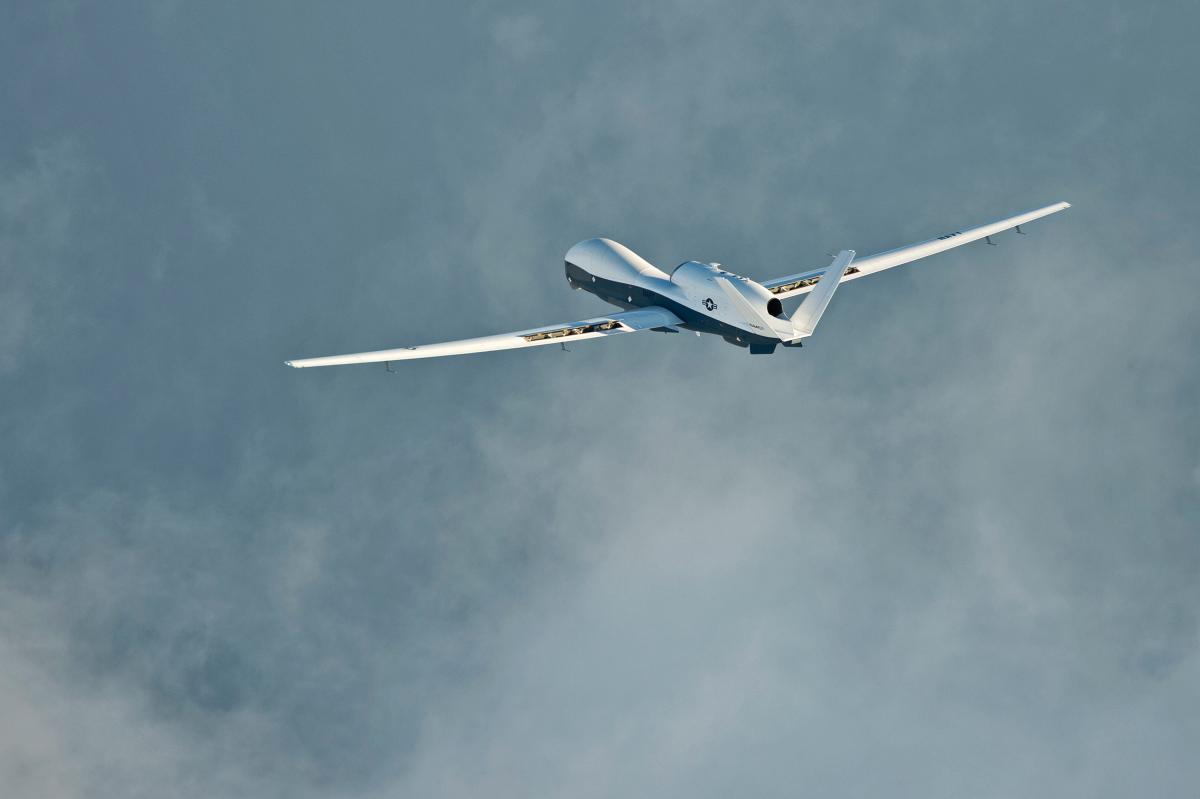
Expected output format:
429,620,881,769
285,306,683,368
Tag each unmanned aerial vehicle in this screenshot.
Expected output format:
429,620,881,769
286,202,1070,367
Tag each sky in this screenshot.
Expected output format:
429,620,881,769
1,1,1198,797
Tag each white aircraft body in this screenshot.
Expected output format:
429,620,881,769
286,201,1070,367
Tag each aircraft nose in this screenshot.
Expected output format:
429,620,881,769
564,238,611,266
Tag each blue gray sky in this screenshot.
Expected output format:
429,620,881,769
2,2,1198,797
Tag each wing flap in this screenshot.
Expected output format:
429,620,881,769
285,306,683,368
764,201,1070,299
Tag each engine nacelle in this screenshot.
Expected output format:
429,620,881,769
671,261,785,318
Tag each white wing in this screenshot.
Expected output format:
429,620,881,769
285,306,682,368
763,202,1071,299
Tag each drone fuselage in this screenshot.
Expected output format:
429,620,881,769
564,238,789,353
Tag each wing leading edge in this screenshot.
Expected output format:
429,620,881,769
763,201,1071,299
285,306,683,368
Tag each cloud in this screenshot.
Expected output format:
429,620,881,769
1,2,1198,798
0,585,276,799
492,15,548,62
0,140,87,374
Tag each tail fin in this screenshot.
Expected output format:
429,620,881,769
788,250,854,338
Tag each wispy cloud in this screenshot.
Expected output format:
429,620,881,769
0,140,87,374
1,2,1198,798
